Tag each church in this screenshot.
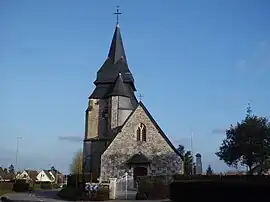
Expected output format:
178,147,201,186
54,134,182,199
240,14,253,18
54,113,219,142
83,11,183,182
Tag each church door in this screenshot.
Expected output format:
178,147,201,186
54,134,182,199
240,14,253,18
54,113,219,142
133,166,148,188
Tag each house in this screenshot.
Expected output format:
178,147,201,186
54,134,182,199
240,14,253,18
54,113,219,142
36,170,54,183
0,167,6,181
36,170,64,184
0,167,14,181
16,170,38,182
49,169,64,184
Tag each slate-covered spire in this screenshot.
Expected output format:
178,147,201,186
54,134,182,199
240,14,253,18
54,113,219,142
109,73,130,97
94,22,134,86
108,5,125,64
90,8,137,99
108,24,126,64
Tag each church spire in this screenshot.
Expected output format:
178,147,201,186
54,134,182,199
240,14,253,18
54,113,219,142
108,6,126,64
90,7,136,99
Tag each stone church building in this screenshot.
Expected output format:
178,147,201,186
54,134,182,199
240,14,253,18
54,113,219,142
83,18,183,182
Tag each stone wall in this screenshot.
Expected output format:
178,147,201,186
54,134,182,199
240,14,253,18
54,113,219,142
100,104,183,181
85,98,109,139
109,96,118,130
85,98,100,139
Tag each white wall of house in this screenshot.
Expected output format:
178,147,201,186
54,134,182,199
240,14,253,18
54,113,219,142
36,170,53,182
16,171,30,180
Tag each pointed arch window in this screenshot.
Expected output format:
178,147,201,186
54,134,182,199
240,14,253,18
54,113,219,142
142,126,146,141
136,123,147,142
136,128,141,141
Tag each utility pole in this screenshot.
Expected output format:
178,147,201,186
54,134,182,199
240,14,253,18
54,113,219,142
190,129,194,175
15,136,22,183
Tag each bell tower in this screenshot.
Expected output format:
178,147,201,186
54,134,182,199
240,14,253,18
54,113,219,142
83,7,138,181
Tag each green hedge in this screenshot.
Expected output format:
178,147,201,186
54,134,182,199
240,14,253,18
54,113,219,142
172,174,270,181
58,186,82,201
0,182,13,191
169,180,269,202
13,182,29,192
137,178,169,200
58,184,109,201
67,174,84,187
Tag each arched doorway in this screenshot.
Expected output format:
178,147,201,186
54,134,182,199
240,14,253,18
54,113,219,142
133,167,147,188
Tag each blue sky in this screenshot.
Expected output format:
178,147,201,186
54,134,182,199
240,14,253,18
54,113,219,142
1,0,270,174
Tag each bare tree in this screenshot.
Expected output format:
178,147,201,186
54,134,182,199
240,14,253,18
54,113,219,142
70,150,83,174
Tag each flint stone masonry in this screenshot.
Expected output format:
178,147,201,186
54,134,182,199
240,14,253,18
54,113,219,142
110,96,118,129
100,104,183,180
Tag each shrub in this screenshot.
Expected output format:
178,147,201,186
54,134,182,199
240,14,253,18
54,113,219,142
67,174,83,187
58,186,82,201
172,174,270,182
13,182,29,192
137,177,169,200
67,175,76,187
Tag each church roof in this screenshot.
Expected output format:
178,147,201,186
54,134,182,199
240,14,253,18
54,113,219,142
120,102,184,160
94,24,135,88
89,84,111,99
109,73,131,97
126,153,151,165
89,23,137,99
108,24,127,64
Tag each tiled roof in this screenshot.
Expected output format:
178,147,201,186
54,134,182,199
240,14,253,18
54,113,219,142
0,167,14,180
25,170,38,181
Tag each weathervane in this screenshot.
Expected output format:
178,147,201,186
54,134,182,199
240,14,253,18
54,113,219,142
113,6,122,24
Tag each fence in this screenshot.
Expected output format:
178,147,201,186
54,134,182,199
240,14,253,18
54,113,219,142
115,172,134,200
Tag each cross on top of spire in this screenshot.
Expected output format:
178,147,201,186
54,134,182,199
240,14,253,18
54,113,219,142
138,94,144,101
113,6,122,25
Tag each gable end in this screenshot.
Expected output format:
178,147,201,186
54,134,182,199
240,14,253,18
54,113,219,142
138,102,184,160
119,101,183,160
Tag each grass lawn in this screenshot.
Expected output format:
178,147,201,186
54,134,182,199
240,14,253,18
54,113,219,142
0,189,13,196
33,186,43,190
